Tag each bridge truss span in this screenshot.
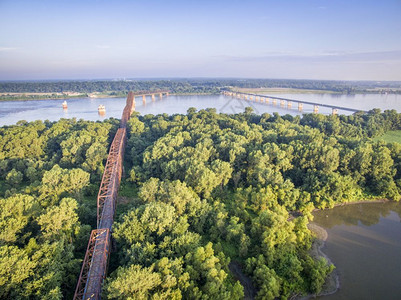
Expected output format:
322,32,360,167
74,90,168,299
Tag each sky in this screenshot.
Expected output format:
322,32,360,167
0,0,401,81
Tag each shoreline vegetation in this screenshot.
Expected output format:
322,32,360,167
234,87,340,94
1,78,400,101
0,87,398,102
305,223,339,300
0,91,220,101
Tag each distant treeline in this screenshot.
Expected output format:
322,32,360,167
0,79,400,95
0,93,88,101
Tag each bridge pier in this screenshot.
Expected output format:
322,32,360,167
152,94,155,101
222,91,364,115
298,103,303,111
142,95,146,104
159,93,163,99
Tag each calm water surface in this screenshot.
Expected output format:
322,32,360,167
0,93,400,126
314,202,401,300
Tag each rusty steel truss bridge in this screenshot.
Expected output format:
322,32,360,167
73,90,169,300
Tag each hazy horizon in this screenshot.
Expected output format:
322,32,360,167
1,77,401,84
1,0,401,81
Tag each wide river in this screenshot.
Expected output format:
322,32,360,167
314,202,401,300
0,93,400,126
1,93,401,299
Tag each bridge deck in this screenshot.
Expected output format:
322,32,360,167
230,91,367,113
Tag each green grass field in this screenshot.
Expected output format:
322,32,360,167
374,130,401,144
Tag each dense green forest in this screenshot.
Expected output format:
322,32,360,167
0,118,120,299
1,78,400,97
1,108,401,299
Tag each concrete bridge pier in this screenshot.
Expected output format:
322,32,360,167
280,100,285,107
298,103,303,111
265,98,269,104
313,105,319,114
159,93,163,99
332,108,338,115
273,99,277,106
287,101,292,109
152,94,155,101
142,95,146,104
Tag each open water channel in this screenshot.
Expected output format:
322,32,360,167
1,93,401,298
0,93,400,126
314,202,401,300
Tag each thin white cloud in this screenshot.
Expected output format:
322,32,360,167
0,47,19,52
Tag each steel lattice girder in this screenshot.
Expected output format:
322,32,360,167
73,229,110,300
74,91,168,300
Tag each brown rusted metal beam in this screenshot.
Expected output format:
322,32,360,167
73,229,110,300
74,91,168,300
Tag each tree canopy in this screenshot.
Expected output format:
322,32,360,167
1,107,401,299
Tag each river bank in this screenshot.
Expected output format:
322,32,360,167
295,198,391,299
235,87,340,94
305,223,339,299
235,87,401,95
0,92,219,101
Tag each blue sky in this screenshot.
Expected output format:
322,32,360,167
0,0,400,80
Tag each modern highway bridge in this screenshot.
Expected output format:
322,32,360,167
223,91,367,115
73,90,169,300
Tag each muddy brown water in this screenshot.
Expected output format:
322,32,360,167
313,202,401,299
